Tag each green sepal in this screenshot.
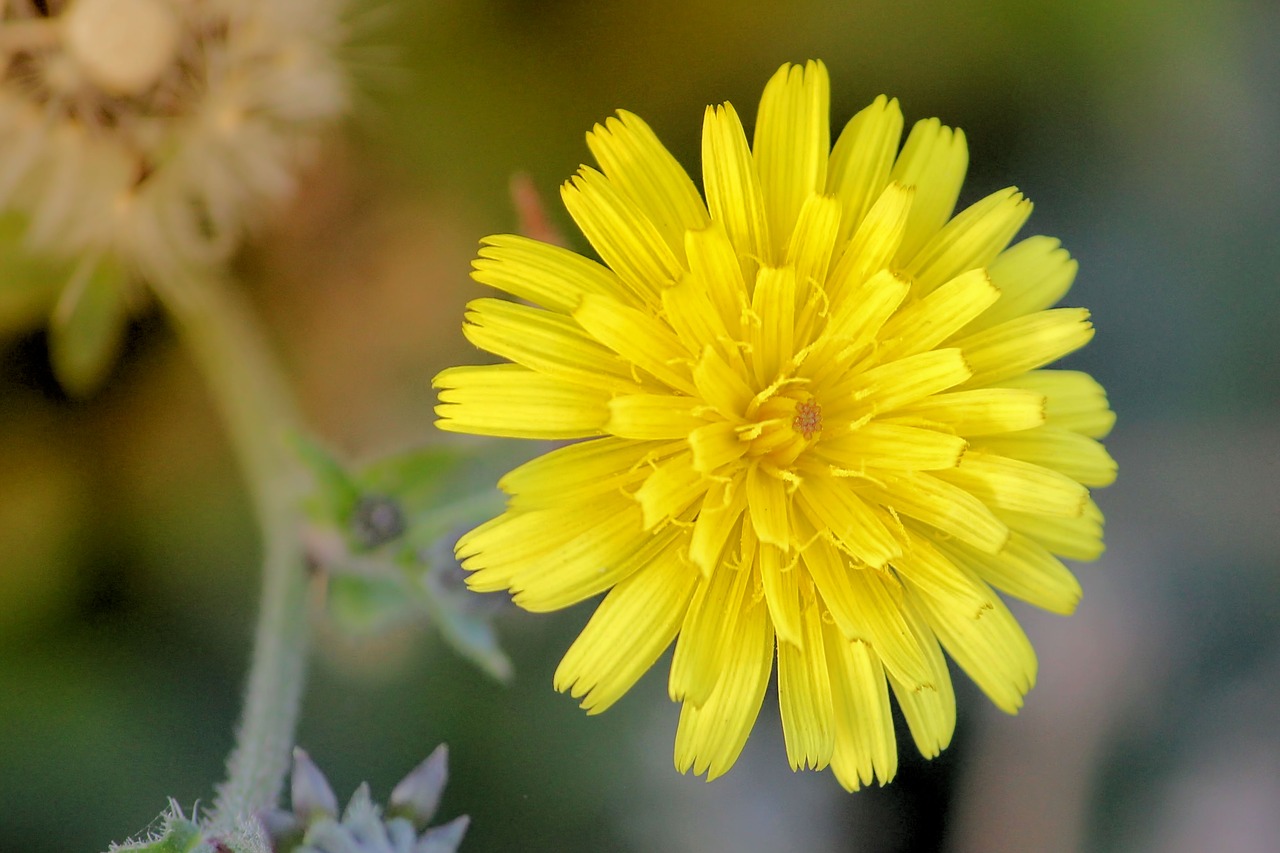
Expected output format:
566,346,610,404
104,809,202,852
298,439,526,682
355,445,462,513
354,445,509,554
48,254,132,397
357,445,513,681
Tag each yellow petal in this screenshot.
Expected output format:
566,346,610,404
500,437,673,510
996,499,1106,562
892,388,1047,437
786,194,842,293
842,568,935,689
746,266,796,386
459,495,633,590
803,268,910,391
889,118,968,262
777,600,835,770
702,101,772,273
561,166,684,305
434,364,608,439
472,234,636,313
848,348,972,415
662,270,737,363
794,470,901,567
668,560,752,707
935,450,1088,518
826,182,913,309
904,567,1037,714
463,298,637,392
953,308,1095,388
674,590,774,780
862,470,1009,554
753,60,830,256
555,543,699,713
574,293,696,394
745,461,791,549
873,269,1000,363
586,110,709,259
885,600,956,758
824,624,897,790
1000,369,1115,438
634,451,708,530
902,187,1032,297
759,541,803,648
891,533,989,612
966,236,1078,333
509,505,653,612
684,222,749,342
692,345,754,420
688,420,747,475
607,393,706,440
800,525,932,694
688,475,747,575
939,533,1082,615
819,422,967,472
827,95,904,246
972,427,1117,488
787,194,844,343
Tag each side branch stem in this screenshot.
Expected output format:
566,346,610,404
148,266,310,837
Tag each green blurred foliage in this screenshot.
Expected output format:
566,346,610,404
2,1,1278,851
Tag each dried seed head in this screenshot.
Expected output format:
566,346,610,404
63,0,179,96
0,0,352,273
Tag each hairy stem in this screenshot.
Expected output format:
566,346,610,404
147,265,310,837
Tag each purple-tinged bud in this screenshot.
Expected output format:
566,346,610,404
388,744,449,830
290,748,339,823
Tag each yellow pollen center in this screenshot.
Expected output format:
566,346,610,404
793,400,823,440
742,392,823,466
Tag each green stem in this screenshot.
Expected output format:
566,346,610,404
147,266,310,837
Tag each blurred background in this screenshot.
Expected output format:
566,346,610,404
2,0,1278,850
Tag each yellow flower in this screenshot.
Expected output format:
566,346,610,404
434,60,1115,790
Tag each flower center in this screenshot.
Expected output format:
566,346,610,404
742,390,823,466
793,400,823,440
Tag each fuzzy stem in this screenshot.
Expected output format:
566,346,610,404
147,266,310,837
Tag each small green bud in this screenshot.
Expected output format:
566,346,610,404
350,494,406,549
48,254,133,397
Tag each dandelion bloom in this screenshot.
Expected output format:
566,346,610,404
435,60,1115,789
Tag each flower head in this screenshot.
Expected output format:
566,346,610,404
1,0,350,271
434,60,1115,789
0,0,351,392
